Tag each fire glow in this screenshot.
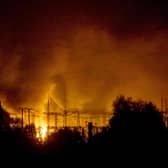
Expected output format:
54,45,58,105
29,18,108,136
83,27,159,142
0,1,168,142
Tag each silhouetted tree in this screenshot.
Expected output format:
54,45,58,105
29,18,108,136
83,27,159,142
0,102,10,130
48,128,83,144
86,96,168,164
110,96,166,134
46,128,85,156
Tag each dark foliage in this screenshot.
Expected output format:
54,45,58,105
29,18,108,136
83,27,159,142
0,96,167,165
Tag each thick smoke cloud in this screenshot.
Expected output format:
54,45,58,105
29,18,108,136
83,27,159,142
0,1,168,112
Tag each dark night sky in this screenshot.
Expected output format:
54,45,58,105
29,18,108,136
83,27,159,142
0,0,168,111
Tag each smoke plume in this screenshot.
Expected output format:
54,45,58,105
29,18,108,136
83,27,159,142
0,1,168,112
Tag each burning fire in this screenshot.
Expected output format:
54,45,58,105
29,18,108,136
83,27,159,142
36,124,48,142
40,126,47,140
34,109,48,142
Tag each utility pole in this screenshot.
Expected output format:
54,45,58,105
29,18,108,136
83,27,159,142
19,107,24,129
19,107,33,132
77,111,80,127
27,108,31,127
63,110,67,128
55,112,58,130
47,95,50,136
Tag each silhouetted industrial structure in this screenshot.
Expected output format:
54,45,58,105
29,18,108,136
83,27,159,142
14,96,112,139
7,95,168,139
